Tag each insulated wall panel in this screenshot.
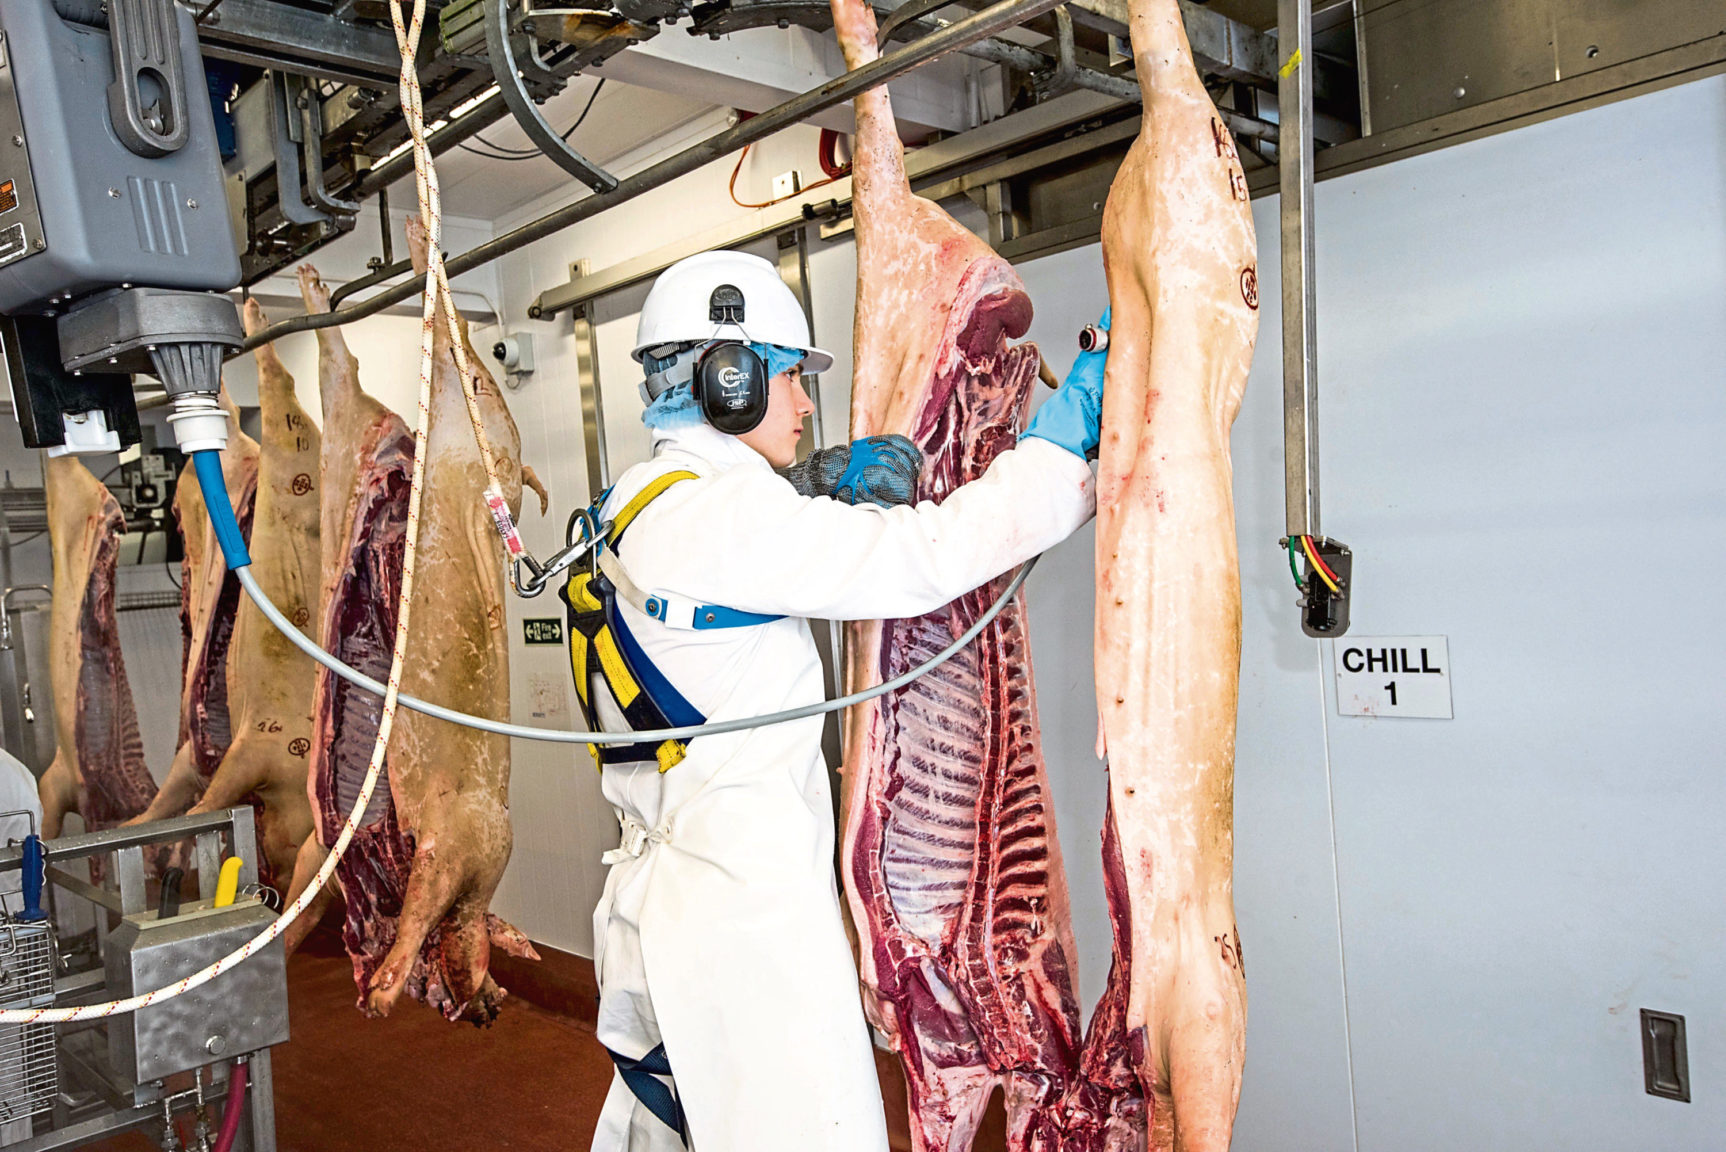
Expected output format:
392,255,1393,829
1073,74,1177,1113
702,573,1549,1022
1304,71,1726,1152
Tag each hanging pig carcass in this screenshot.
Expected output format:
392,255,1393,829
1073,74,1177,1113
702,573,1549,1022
831,1,1085,1147
1063,1,1260,1149
38,454,157,838
131,393,258,826
182,299,322,893
285,236,544,1023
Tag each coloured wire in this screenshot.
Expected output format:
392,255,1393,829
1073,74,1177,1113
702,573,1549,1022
1300,534,1341,593
728,132,850,210
1301,534,1342,587
1284,538,1303,589
458,78,606,161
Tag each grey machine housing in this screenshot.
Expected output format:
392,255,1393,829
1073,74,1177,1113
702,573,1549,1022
0,0,239,310
0,0,243,453
106,901,289,1087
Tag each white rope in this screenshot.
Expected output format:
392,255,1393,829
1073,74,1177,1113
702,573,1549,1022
0,0,452,1024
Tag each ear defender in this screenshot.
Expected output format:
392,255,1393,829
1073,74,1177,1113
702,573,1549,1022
696,342,770,434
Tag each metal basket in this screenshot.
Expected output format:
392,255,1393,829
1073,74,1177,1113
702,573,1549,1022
0,916,57,1125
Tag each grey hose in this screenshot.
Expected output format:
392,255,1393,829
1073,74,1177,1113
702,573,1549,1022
236,559,1036,745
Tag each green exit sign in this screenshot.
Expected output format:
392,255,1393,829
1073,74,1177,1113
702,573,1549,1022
522,618,564,646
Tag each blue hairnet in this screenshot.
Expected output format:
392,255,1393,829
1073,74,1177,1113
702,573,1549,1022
754,343,806,381
640,343,806,432
642,381,703,431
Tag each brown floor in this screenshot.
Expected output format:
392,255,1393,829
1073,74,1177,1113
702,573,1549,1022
83,932,613,1152
81,931,1005,1152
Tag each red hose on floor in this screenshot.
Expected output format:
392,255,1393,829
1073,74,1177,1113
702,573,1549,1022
212,1060,249,1152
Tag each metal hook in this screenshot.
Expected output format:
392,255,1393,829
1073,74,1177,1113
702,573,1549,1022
1034,6,1079,98
510,512,611,599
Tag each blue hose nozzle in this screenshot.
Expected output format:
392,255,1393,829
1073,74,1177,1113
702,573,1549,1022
192,450,251,570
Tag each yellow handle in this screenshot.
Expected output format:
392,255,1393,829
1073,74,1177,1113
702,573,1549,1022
213,858,242,908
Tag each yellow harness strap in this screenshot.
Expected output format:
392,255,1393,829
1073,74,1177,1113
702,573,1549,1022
563,471,701,772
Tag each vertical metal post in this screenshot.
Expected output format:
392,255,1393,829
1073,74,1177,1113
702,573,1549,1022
776,227,825,453
244,1051,278,1152
573,303,609,500
1351,1,1373,138
226,806,260,889
1279,0,1320,540
775,227,844,775
115,847,146,916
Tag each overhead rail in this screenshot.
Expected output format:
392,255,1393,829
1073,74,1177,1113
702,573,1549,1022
352,89,512,200
240,0,1076,351
529,88,1131,317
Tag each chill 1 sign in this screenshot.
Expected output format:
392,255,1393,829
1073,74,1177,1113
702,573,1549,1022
1332,636,1453,719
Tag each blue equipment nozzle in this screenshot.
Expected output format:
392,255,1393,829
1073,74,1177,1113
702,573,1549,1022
192,450,251,570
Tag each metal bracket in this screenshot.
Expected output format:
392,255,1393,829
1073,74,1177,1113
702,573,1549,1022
296,80,360,219
1032,6,1079,99
267,72,326,227
877,0,955,43
106,0,189,157
686,0,834,37
1284,535,1351,637
483,0,619,193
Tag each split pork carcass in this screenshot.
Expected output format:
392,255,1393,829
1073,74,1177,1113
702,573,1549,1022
182,299,322,893
831,0,1084,1146
130,393,258,825
286,235,542,1023
1066,1,1260,1149
280,260,409,960
38,455,157,838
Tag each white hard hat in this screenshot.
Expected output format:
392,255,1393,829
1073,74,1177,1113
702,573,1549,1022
633,250,834,375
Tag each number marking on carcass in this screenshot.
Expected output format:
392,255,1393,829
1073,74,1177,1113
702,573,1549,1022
1210,118,1238,162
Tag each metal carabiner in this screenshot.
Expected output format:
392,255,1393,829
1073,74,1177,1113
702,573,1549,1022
510,507,610,599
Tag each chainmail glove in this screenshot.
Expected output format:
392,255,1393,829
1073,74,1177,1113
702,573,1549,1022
778,434,922,508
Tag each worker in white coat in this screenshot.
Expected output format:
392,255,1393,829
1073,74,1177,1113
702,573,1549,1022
568,250,1109,1152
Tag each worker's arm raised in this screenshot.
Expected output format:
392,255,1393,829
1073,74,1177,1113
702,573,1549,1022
622,437,1094,622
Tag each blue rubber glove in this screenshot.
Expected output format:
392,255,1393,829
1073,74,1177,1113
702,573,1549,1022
1022,307,1110,461
779,434,922,507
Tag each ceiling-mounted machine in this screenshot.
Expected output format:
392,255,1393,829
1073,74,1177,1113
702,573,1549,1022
0,0,241,460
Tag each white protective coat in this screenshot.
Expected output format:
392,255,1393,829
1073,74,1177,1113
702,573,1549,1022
589,421,1094,1152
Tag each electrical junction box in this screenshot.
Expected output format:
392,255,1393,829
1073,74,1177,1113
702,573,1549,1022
105,901,288,1085
0,2,239,315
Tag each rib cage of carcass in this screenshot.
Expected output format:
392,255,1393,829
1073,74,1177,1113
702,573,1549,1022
831,1,1084,1148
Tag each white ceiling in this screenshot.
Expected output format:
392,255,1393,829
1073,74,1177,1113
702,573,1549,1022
430,76,718,219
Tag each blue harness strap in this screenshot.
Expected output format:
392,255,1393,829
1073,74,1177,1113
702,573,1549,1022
608,1043,689,1143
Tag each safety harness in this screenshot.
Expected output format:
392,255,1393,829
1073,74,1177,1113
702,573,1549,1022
560,469,781,775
